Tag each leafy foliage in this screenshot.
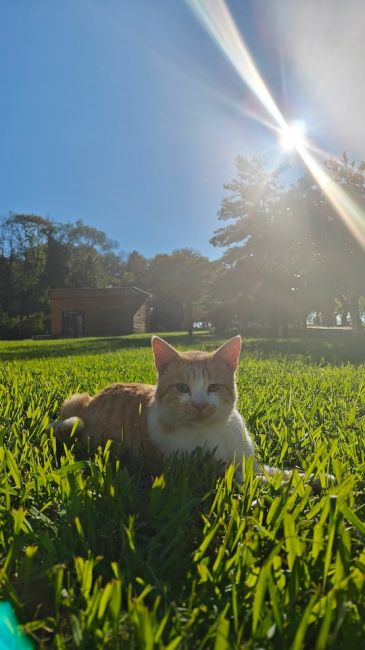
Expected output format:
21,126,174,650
209,155,365,333
0,214,127,338
0,337,364,648
2,154,365,340
0,214,210,338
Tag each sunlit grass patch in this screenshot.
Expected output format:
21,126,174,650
0,338,364,648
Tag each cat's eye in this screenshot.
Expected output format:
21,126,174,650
175,383,190,394
208,383,220,392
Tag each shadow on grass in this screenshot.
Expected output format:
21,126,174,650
0,329,364,364
0,332,215,361
5,449,222,629
243,329,365,365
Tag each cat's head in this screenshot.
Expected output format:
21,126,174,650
151,336,241,428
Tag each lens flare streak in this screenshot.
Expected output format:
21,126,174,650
298,145,365,249
187,0,365,249
186,0,286,130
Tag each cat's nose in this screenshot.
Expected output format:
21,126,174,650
192,400,208,413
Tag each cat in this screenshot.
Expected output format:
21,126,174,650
51,336,331,488
52,336,256,473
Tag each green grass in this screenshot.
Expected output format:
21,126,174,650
0,336,365,648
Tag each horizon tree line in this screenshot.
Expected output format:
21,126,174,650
0,152,364,338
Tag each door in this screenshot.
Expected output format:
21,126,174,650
62,311,85,337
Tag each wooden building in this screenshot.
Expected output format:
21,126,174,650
50,287,151,337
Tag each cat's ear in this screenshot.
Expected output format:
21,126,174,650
213,336,241,372
151,336,180,373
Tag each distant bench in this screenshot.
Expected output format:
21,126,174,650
32,334,54,340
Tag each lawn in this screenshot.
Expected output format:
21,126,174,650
0,334,364,648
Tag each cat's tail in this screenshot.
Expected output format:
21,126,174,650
259,463,334,493
50,393,91,443
59,393,91,420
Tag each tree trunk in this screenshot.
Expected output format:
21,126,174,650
349,296,362,334
184,301,193,338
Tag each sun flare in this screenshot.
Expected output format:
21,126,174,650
279,120,307,152
187,0,365,249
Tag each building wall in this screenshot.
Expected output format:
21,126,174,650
133,303,149,333
51,288,149,336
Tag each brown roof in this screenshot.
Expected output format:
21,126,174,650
51,287,151,299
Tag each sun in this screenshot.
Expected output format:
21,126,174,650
279,119,307,152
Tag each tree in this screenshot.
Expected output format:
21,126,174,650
288,155,365,331
0,213,53,316
60,220,126,289
122,251,149,289
0,214,127,338
149,249,209,336
210,157,300,334
210,154,365,334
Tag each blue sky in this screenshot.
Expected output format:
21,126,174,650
1,0,365,259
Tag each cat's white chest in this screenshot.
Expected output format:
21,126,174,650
147,406,255,465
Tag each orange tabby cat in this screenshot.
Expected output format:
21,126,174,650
52,336,332,488
52,336,257,474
